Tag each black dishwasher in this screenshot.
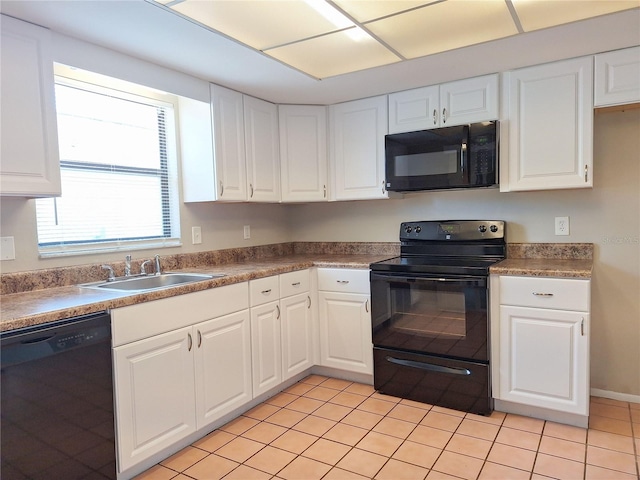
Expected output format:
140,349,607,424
1,311,116,479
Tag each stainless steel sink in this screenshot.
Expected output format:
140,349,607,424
81,273,224,292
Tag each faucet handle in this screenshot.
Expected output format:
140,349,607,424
102,265,116,282
124,254,132,277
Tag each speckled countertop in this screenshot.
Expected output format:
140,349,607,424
0,252,393,332
490,243,594,278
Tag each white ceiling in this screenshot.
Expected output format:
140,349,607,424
154,0,639,79
1,1,639,104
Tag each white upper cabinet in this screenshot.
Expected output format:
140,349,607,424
279,105,328,202
1,15,61,197
500,57,593,192
244,95,281,202
210,84,247,201
388,74,499,133
330,96,388,201
594,46,640,107
185,85,280,202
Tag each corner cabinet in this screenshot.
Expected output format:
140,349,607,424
112,284,251,473
594,46,640,107
0,15,61,197
279,105,328,202
317,268,373,375
500,57,593,192
492,275,590,423
329,96,388,201
388,74,499,133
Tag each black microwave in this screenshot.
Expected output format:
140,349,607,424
385,121,498,192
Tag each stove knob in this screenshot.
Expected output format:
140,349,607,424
478,225,487,233
415,226,422,233
405,225,412,234
490,225,499,233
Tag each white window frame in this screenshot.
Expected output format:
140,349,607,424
36,66,182,258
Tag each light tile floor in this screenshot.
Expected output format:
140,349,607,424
135,375,640,480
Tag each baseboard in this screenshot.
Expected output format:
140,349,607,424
591,388,640,404
494,399,589,428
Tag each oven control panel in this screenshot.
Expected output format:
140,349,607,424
400,220,505,241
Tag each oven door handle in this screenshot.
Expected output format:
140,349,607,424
386,356,471,376
371,273,485,287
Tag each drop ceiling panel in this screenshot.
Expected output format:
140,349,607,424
512,0,640,32
266,29,401,78
366,0,519,59
171,0,344,50
331,0,439,22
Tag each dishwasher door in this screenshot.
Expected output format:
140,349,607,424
1,312,115,479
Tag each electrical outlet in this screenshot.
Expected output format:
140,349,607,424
191,226,202,245
0,237,15,260
243,225,250,240
555,216,570,236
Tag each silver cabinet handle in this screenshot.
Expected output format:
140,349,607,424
276,305,280,319
382,180,385,195
261,289,272,294
533,292,554,297
585,165,588,182
307,296,311,309
337,280,350,284
187,333,193,352
442,107,447,124
365,299,369,313
249,183,254,198
292,282,301,287
197,330,202,348
323,185,326,198
581,318,585,336
219,181,224,196
433,109,438,125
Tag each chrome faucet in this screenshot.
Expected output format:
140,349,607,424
154,254,162,275
140,259,152,275
124,255,132,277
102,265,116,282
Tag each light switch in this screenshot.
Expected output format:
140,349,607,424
1,236,16,260
191,226,202,245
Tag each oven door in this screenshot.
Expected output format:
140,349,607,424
370,272,489,362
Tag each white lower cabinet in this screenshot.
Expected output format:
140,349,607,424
494,275,590,419
317,268,373,375
250,270,313,397
112,284,251,473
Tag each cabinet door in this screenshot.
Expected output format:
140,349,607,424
594,46,640,107
388,85,439,133
113,327,196,472
440,74,499,126
499,306,589,415
501,57,593,191
244,95,281,202
279,105,328,202
281,292,313,380
251,301,282,396
194,310,252,429
330,96,388,200
318,291,373,375
211,84,247,201
1,15,61,197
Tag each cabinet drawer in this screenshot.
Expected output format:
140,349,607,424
280,269,310,297
499,276,590,311
250,276,280,306
317,268,370,294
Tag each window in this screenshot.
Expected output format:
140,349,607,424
36,70,181,256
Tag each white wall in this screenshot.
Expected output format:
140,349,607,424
288,108,640,397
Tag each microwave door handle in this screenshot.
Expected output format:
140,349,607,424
461,125,470,181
